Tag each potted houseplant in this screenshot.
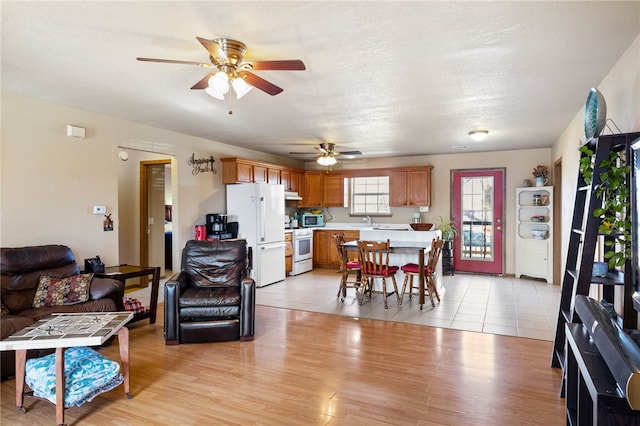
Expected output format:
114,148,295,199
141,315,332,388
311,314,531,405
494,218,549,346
532,165,549,187
579,145,631,268
436,216,459,241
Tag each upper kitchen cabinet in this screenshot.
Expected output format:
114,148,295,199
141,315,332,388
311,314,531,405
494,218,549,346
289,170,301,193
280,169,290,189
389,167,433,207
300,171,323,207
323,173,344,207
299,172,344,207
267,168,280,184
222,158,254,183
221,158,301,188
389,170,408,206
253,165,268,183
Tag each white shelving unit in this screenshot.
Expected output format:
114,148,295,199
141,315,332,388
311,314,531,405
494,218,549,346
515,186,553,283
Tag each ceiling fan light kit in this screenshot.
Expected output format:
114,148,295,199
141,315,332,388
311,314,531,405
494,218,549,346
317,154,337,166
468,129,489,142
137,37,305,101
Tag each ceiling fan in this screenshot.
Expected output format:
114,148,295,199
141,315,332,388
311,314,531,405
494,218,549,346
137,37,305,98
290,143,363,165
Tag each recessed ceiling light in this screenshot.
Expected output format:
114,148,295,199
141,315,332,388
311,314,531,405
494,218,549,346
468,130,489,142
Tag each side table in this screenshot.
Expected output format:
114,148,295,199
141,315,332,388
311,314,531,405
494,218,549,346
94,265,160,324
0,312,133,426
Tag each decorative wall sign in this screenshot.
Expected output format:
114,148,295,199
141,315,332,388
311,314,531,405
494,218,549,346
188,153,216,175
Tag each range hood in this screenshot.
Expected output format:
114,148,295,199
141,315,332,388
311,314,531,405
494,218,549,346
284,191,302,201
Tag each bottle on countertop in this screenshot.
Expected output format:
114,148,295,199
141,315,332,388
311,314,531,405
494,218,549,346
291,212,299,229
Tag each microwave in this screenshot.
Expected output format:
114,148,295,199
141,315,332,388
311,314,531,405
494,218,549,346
301,213,324,228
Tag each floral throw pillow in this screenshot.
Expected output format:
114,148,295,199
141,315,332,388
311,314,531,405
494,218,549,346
32,274,93,308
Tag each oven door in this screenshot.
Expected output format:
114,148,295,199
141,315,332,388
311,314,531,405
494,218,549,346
293,234,313,261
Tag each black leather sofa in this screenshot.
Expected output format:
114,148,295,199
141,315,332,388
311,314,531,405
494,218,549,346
164,239,255,345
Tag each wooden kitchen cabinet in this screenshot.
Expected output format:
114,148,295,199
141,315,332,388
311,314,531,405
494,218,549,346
290,170,301,193
253,165,267,183
267,168,280,184
284,232,293,276
408,169,431,206
222,158,254,183
280,169,291,190
300,172,343,207
301,172,324,207
322,173,343,207
389,170,408,206
221,158,303,187
389,168,432,206
313,229,360,269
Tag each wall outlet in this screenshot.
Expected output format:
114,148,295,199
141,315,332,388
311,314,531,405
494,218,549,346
419,206,430,212
93,206,106,215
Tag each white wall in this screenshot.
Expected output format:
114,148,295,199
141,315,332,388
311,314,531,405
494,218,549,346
552,34,640,277
1,92,302,266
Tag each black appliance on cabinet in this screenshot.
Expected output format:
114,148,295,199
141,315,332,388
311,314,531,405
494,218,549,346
206,214,233,240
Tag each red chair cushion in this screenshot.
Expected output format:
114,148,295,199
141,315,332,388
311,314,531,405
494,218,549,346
400,263,433,274
363,263,399,276
346,261,360,269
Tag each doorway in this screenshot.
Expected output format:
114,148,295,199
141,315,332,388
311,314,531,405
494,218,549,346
451,168,505,274
140,160,172,276
553,158,562,284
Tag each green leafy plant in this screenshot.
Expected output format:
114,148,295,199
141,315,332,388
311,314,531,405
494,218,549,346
579,145,631,267
436,216,459,241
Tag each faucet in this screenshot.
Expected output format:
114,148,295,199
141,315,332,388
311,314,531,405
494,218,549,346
363,216,372,226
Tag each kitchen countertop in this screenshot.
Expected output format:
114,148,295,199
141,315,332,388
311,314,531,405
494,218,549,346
285,223,438,232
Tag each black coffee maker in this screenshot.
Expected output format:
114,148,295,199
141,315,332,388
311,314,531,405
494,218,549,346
206,214,232,239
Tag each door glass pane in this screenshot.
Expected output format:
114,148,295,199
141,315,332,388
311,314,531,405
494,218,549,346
460,176,494,260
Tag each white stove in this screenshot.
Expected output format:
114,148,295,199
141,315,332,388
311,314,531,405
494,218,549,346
290,228,313,275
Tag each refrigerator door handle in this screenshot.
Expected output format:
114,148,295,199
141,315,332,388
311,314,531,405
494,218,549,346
261,242,286,251
260,196,266,242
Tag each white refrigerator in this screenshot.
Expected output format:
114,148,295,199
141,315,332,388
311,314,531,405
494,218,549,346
226,183,286,287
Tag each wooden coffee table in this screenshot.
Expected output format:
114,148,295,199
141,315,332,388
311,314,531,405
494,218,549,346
0,312,133,426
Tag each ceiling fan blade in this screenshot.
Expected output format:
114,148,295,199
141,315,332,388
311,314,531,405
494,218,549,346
136,57,212,67
190,72,214,90
238,71,283,96
336,150,363,156
247,60,306,71
196,37,228,63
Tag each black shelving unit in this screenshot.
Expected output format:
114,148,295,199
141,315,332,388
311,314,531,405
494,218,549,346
442,240,454,275
551,132,640,373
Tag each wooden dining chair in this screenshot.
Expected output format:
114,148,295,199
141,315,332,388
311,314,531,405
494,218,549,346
400,237,444,307
333,233,361,301
357,239,400,309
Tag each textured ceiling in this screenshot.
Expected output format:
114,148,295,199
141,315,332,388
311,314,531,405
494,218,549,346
2,1,639,162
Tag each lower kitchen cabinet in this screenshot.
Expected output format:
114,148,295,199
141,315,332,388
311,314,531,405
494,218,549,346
313,229,359,268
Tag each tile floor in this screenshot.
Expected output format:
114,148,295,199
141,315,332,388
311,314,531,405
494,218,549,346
256,268,561,341
132,268,561,341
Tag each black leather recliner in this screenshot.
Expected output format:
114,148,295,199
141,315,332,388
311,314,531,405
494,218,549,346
164,239,255,345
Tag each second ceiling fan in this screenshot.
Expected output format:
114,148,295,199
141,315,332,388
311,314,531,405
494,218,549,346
137,37,305,98
290,143,363,166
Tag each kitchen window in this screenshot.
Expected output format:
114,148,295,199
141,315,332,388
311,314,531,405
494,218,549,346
347,176,390,215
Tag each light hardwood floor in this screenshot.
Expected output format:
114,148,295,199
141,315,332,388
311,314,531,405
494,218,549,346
1,303,565,425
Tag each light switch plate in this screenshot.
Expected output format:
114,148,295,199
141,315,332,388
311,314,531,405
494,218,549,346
419,206,430,212
93,206,106,215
